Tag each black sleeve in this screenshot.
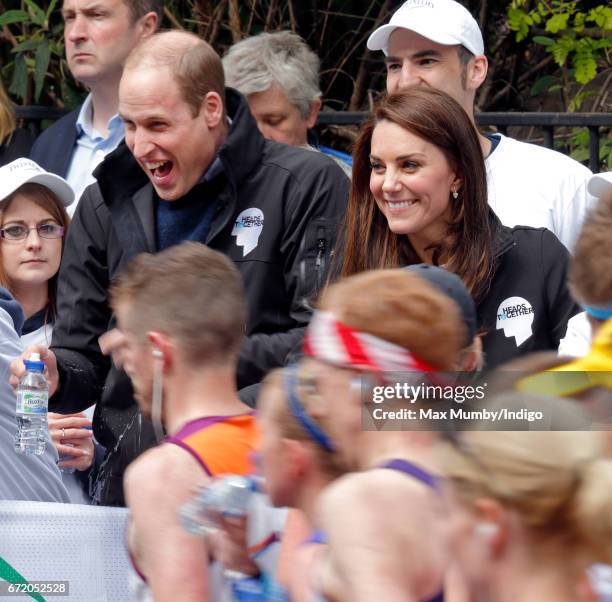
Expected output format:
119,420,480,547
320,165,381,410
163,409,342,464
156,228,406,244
540,229,581,346
0,128,36,165
49,186,112,413
235,160,349,388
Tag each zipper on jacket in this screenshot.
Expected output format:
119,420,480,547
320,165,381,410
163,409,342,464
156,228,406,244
315,228,327,293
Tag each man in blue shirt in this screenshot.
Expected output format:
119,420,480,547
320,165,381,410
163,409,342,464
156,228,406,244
30,0,162,214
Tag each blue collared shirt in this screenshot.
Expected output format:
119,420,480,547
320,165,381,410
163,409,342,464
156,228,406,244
65,94,124,216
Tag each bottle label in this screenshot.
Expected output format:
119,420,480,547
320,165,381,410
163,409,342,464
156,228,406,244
16,390,48,415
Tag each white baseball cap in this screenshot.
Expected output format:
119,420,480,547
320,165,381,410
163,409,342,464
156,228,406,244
0,158,74,207
367,0,485,56
587,171,612,200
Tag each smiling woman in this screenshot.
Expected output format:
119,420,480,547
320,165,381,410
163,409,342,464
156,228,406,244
338,87,579,368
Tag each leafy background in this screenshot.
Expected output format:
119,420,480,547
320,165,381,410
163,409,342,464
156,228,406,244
1,0,610,165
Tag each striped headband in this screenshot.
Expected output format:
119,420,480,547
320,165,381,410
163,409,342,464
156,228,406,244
303,310,434,374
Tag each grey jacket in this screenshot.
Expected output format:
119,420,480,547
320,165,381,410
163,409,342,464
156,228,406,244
0,288,69,502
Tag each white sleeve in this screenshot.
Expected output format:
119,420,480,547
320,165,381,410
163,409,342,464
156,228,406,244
558,312,591,358
555,175,595,252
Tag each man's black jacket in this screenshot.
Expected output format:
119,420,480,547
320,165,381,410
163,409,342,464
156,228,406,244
49,89,349,505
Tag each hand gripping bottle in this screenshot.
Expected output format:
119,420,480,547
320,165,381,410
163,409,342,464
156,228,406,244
180,475,289,602
179,475,256,536
14,352,48,455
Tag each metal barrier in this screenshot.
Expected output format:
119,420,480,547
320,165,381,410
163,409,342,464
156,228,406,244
17,106,611,173
317,111,611,173
16,105,69,125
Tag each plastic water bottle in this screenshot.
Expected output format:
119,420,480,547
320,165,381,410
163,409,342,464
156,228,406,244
179,475,256,536
14,353,48,455
59,444,76,474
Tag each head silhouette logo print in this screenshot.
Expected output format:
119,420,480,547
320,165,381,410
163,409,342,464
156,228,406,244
231,208,264,257
496,296,534,347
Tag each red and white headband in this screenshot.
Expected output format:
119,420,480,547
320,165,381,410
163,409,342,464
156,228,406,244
303,311,434,374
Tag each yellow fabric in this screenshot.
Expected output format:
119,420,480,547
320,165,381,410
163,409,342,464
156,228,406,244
518,319,612,397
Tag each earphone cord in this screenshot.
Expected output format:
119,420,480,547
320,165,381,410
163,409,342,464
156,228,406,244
152,355,165,443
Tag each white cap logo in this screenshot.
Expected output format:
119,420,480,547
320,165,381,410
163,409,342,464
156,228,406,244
7,158,43,174
0,158,74,207
231,208,264,257
496,296,534,347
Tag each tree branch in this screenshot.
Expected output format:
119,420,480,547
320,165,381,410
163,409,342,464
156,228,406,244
208,0,228,46
346,0,392,110
287,0,297,32
163,6,184,31
228,0,241,42
479,0,488,34
1,24,18,48
592,69,611,112
265,0,278,31
517,54,554,84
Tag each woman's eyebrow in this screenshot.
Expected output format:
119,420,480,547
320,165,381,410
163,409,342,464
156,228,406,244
1,220,27,226
2,218,57,226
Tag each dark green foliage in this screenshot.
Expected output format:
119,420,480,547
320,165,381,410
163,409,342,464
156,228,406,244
0,0,609,164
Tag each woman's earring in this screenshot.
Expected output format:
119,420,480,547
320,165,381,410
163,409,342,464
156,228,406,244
452,189,459,200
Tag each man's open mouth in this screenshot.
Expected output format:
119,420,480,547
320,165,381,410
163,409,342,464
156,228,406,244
145,161,173,178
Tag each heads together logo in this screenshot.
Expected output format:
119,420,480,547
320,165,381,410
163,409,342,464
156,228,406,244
496,296,534,346
231,208,264,257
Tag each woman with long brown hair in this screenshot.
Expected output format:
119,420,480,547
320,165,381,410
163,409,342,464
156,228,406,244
340,87,578,368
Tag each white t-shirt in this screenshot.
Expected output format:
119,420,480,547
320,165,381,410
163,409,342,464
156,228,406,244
485,134,594,250
558,311,591,358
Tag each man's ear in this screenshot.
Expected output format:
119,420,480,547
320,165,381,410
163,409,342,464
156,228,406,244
137,11,159,39
473,497,507,557
466,55,488,92
146,331,173,372
201,91,225,129
305,98,322,129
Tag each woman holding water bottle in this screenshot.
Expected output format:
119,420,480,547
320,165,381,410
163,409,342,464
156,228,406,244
0,159,94,495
